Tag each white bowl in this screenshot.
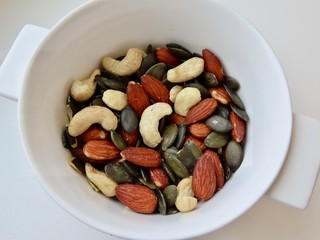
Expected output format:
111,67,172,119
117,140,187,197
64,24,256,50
19,0,292,239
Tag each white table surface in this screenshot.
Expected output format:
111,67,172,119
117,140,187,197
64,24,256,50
1,0,320,239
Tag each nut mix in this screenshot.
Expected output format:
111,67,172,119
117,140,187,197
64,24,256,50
62,43,249,215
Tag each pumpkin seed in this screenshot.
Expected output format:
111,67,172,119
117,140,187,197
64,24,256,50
140,167,150,182
174,124,186,149
163,185,178,207
104,162,134,183
199,72,219,88
177,140,202,173
62,125,78,149
224,84,245,110
161,160,177,184
159,115,169,134
87,178,101,192
225,140,243,172
162,77,177,90
161,123,179,151
205,115,233,133
120,106,138,133
164,153,189,179
101,69,121,81
66,95,81,119
155,188,167,215
185,81,211,98
95,75,127,92
147,44,154,54
138,177,157,189
215,105,230,119
68,157,85,174
224,76,240,90
167,206,179,215
123,160,140,177
166,43,193,61
145,62,167,80
221,160,232,182
204,131,229,148
139,53,158,76
230,103,249,122
110,130,127,150
90,96,106,107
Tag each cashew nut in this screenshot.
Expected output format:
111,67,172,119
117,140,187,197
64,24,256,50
70,69,100,102
169,85,183,103
167,57,204,83
68,106,118,137
102,89,127,111
139,102,172,148
174,87,201,116
102,48,146,76
175,176,197,212
85,163,117,197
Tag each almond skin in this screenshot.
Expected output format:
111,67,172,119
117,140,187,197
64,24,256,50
115,184,158,214
209,87,231,105
229,110,246,143
141,74,170,103
119,127,139,146
184,98,218,125
189,123,212,139
126,81,150,116
184,135,207,151
202,48,225,83
150,167,170,189
205,149,224,190
169,113,186,126
120,147,161,167
83,140,120,161
77,124,108,143
156,47,180,67
192,151,217,201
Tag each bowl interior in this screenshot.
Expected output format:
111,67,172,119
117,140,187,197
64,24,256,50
19,0,292,239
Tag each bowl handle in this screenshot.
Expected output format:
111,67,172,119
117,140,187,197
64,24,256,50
266,113,320,209
0,24,48,101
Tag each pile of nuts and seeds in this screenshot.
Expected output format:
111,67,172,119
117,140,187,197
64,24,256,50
62,43,249,215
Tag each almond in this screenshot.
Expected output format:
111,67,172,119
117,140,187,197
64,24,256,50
126,81,150,116
229,110,246,143
156,47,180,67
184,135,206,151
192,151,217,201
141,74,170,103
115,184,158,214
77,124,108,143
184,98,217,125
189,123,212,139
205,149,224,190
169,113,185,126
119,127,139,146
150,167,170,189
120,147,161,167
83,140,120,161
209,87,231,105
70,146,96,163
202,48,224,83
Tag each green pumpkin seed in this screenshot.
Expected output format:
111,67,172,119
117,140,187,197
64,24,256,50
166,43,193,61
199,72,219,88
162,77,177,90
164,153,189,179
225,140,243,172
163,185,178,207
206,115,233,133
87,179,101,192
161,159,177,184
138,177,157,189
159,116,169,134
161,123,179,151
95,75,127,92
139,53,158,76
62,125,78,149
177,140,202,173
174,124,186,149
123,161,140,177
104,162,134,183
204,131,229,148
224,84,245,110
230,103,249,122
215,105,230,119
90,96,106,107
140,167,150,182
185,81,211,98
101,69,121,81
66,95,81,119
224,76,240,90
221,160,232,182
68,157,85,174
147,44,154,54
110,130,127,150
120,106,138,133
167,206,179,215
155,188,167,215
145,62,167,80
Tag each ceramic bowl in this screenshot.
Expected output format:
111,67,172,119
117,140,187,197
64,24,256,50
19,0,292,239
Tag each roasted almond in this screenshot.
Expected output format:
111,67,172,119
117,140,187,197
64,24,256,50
141,74,170,103
184,98,218,125
120,147,161,167
119,127,139,146
209,87,232,105
150,167,170,189
115,183,158,214
169,113,186,126
77,124,108,143
156,47,180,67
229,110,246,143
126,81,150,116
83,140,120,161
192,151,217,201
189,123,212,139
205,149,224,190
202,48,224,83
184,135,206,151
